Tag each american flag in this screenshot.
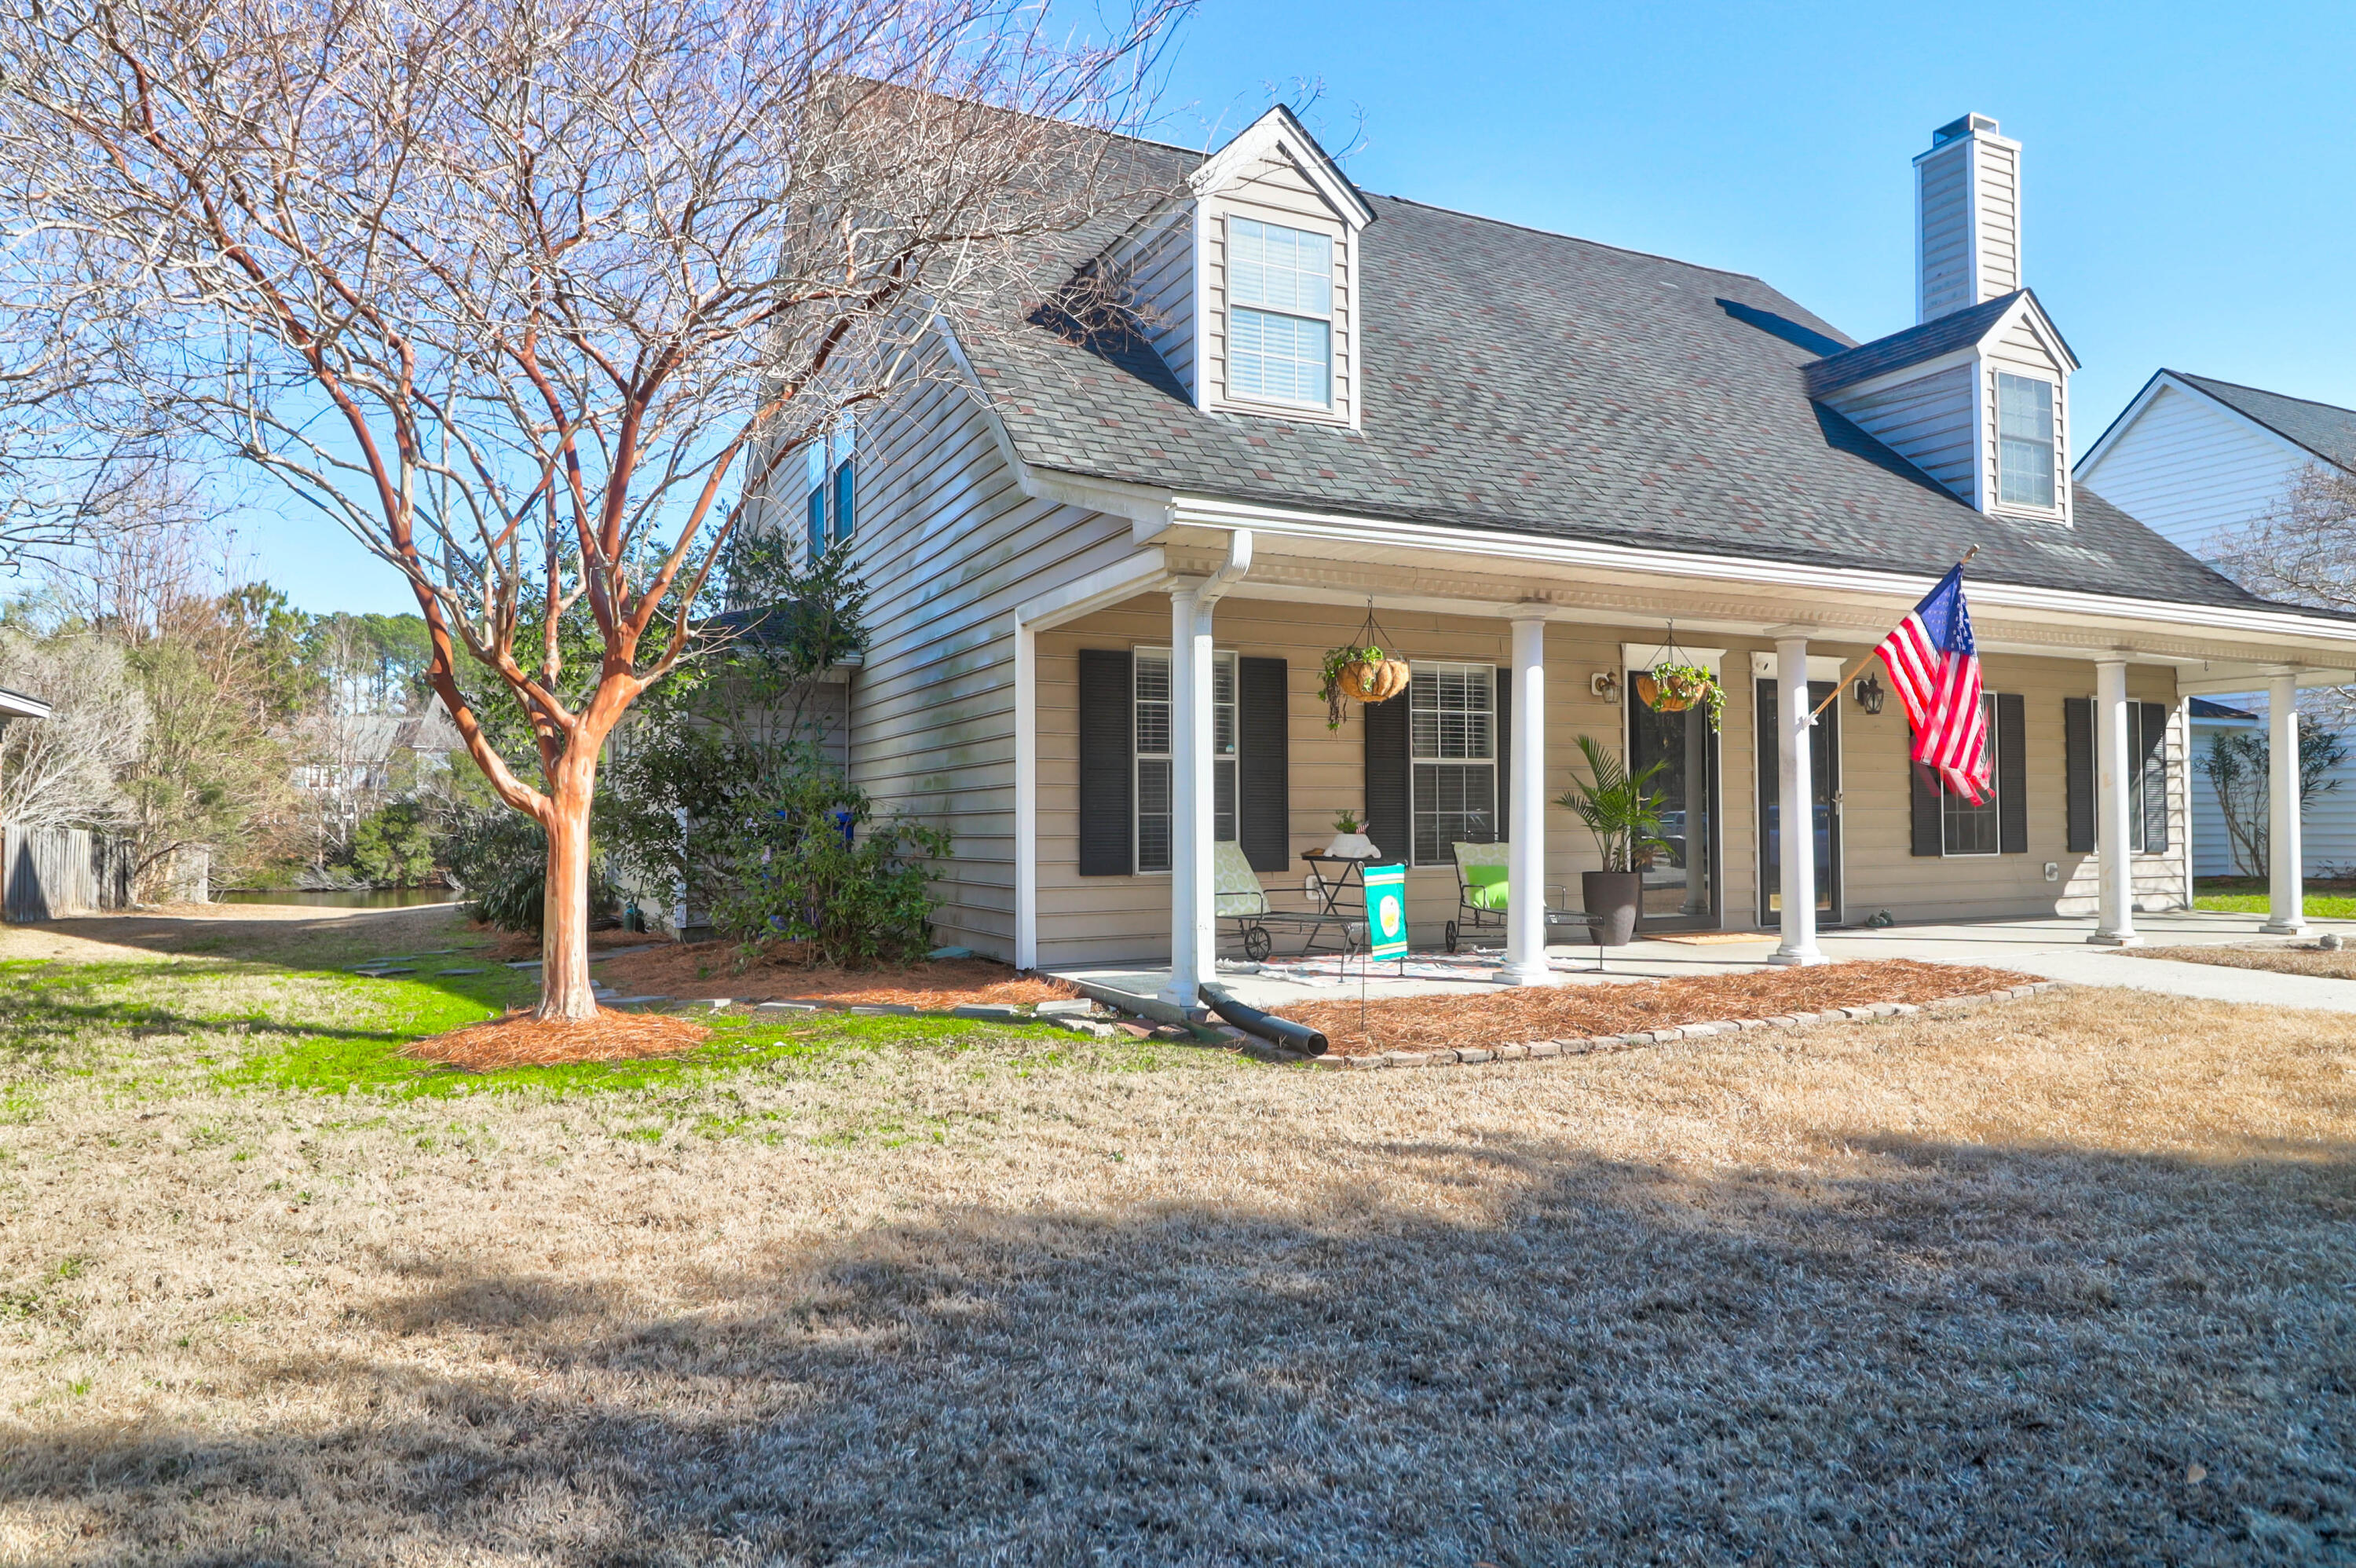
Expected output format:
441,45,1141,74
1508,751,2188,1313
1875,564,1990,804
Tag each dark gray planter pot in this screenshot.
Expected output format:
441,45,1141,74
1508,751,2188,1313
1582,870,1644,947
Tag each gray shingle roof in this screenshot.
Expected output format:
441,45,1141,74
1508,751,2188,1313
1802,291,2022,397
2173,371,2356,473
965,142,2270,612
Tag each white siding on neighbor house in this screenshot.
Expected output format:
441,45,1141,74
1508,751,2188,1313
844,377,1136,959
1825,364,1977,501
2187,707,2356,878
1198,148,1357,426
2078,382,2312,560
1112,204,1198,400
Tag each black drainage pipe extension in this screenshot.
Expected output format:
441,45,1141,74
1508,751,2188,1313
1201,984,1327,1056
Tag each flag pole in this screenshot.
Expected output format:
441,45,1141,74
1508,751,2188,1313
1804,546,1980,724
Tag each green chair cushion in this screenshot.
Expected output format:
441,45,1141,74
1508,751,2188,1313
1464,864,1511,911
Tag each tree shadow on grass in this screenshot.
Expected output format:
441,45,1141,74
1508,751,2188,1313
4,1135,2351,1565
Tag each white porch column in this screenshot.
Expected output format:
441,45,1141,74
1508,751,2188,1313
1499,612,1555,987
2263,671,2307,936
1161,580,1213,1008
1012,617,1038,970
1767,631,1824,966
2089,656,2141,945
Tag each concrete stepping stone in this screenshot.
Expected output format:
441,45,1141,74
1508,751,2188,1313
951,1004,1022,1020
847,1003,916,1016
1033,999,1096,1017
604,995,671,1008
353,967,416,978
755,1000,820,1013
435,967,488,977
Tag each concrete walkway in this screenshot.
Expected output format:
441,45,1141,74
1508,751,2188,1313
1053,908,2356,1018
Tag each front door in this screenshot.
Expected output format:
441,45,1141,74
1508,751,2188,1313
1755,678,1842,927
1629,671,1719,931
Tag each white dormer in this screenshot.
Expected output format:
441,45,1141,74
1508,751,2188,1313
1809,115,2076,527
1107,107,1374,428
1915,113,2022,324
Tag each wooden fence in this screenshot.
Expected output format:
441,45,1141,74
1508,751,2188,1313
2,825,134,922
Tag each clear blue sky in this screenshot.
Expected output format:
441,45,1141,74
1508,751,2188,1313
251,0,2356,614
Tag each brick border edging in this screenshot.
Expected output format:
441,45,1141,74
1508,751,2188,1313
1305,980,2067,1070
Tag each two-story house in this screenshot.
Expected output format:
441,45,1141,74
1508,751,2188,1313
770,108,2356,1005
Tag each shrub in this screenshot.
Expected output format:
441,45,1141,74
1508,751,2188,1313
349,800,436,887
703,758,948,967
441,806,616,934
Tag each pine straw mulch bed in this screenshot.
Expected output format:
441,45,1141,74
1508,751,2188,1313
2124,942,2356,981
1286,958,2045,1057
404,1007,712,1071
589,943,1083,1010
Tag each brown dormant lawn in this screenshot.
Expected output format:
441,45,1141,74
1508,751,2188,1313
3,908,2352,1563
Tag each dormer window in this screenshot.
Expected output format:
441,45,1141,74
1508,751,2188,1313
1226,217,1332,408
1996,372,2056,509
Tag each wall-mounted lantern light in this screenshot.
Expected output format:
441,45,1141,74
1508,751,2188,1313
1853,671,1886,715
1590,671,1621,703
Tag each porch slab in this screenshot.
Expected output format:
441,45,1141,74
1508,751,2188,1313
1051,909,2356,1017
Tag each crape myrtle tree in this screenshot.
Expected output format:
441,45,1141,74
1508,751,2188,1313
0,0,1186,1018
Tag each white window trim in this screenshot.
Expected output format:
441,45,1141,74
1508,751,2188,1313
1407,660,1498,868
1993,370,2062,517
1132,647,1238,876
1222,214,1335,414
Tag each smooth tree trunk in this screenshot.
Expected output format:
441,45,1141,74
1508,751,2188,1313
537,760,601,1023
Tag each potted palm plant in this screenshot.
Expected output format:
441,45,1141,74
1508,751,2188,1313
1556,734,1671,946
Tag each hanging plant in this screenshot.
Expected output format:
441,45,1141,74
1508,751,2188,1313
1318,604,1412,727
1644,660,1725,729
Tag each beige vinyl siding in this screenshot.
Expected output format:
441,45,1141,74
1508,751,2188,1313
1831,656,2186,921
1974,140,2021,296
2078,383,2313,559
1916,142,1974,320
846,378,1135,959
1113,204,1198,400
1199,149,1356,426
1826,364,1977,500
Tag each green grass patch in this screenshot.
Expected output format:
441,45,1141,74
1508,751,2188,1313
2193,890,2356,919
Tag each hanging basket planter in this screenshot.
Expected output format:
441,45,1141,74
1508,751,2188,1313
1334,656,1410,704
1319,604,1414,728
1637,625,1725,731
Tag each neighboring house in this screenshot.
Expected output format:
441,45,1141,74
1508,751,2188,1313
2076,371,2356,563
2186,696,2356,879
289,696,463,865
750,108,2356,996
2077,375,2356,874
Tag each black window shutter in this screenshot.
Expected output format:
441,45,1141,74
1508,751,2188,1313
2138,701,2170,853
1238,657,1290,872
1077,649,1133,876
1493,664,1512,843
2063,696,2094,853
1997,693,2028,853
1909,741,1943,857
1363,693,1410,865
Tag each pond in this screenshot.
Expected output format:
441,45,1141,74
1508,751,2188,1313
214,887,460,909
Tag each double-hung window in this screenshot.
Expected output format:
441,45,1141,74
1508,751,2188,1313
803,422,857,562
1227,217,1333,408
1410,663,1495,864
1132,649,1238,873
1996,373,2056,509
1941,693,2002,855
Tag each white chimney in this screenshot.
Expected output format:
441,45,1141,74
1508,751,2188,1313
1914,113,2022,323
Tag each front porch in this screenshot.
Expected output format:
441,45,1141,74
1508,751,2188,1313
997,525,2354,1011
1052,906,2356,1019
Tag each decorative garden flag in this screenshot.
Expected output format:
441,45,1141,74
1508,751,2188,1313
1875,564,1991,804
1363,863,1409,960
